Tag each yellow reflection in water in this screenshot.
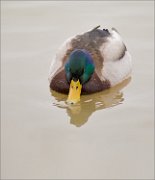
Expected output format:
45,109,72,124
50,78,131,127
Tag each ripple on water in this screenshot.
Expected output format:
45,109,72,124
50,77,131,127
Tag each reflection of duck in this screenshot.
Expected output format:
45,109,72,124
51,77,131,127
49,26,132,103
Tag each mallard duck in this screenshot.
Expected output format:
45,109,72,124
49,26,132,103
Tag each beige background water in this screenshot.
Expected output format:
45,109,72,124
1,1,154,179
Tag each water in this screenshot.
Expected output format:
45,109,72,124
1,1,154,179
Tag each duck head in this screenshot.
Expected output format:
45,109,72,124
65,49,95,104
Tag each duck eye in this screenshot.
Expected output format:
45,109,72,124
71,86,73,89
76,86,78,90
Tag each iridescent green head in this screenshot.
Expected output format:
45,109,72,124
65,49,95,103
65,49,95,84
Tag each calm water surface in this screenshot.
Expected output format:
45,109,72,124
1,1,154,179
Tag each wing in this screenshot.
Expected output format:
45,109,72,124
100,28,127,62
100,28,132,86
48,35,75,82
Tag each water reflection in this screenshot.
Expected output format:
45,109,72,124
50,78,131,127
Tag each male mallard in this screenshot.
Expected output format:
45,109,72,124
49,26,132,103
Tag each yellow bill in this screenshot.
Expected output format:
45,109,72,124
67,79,82,104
